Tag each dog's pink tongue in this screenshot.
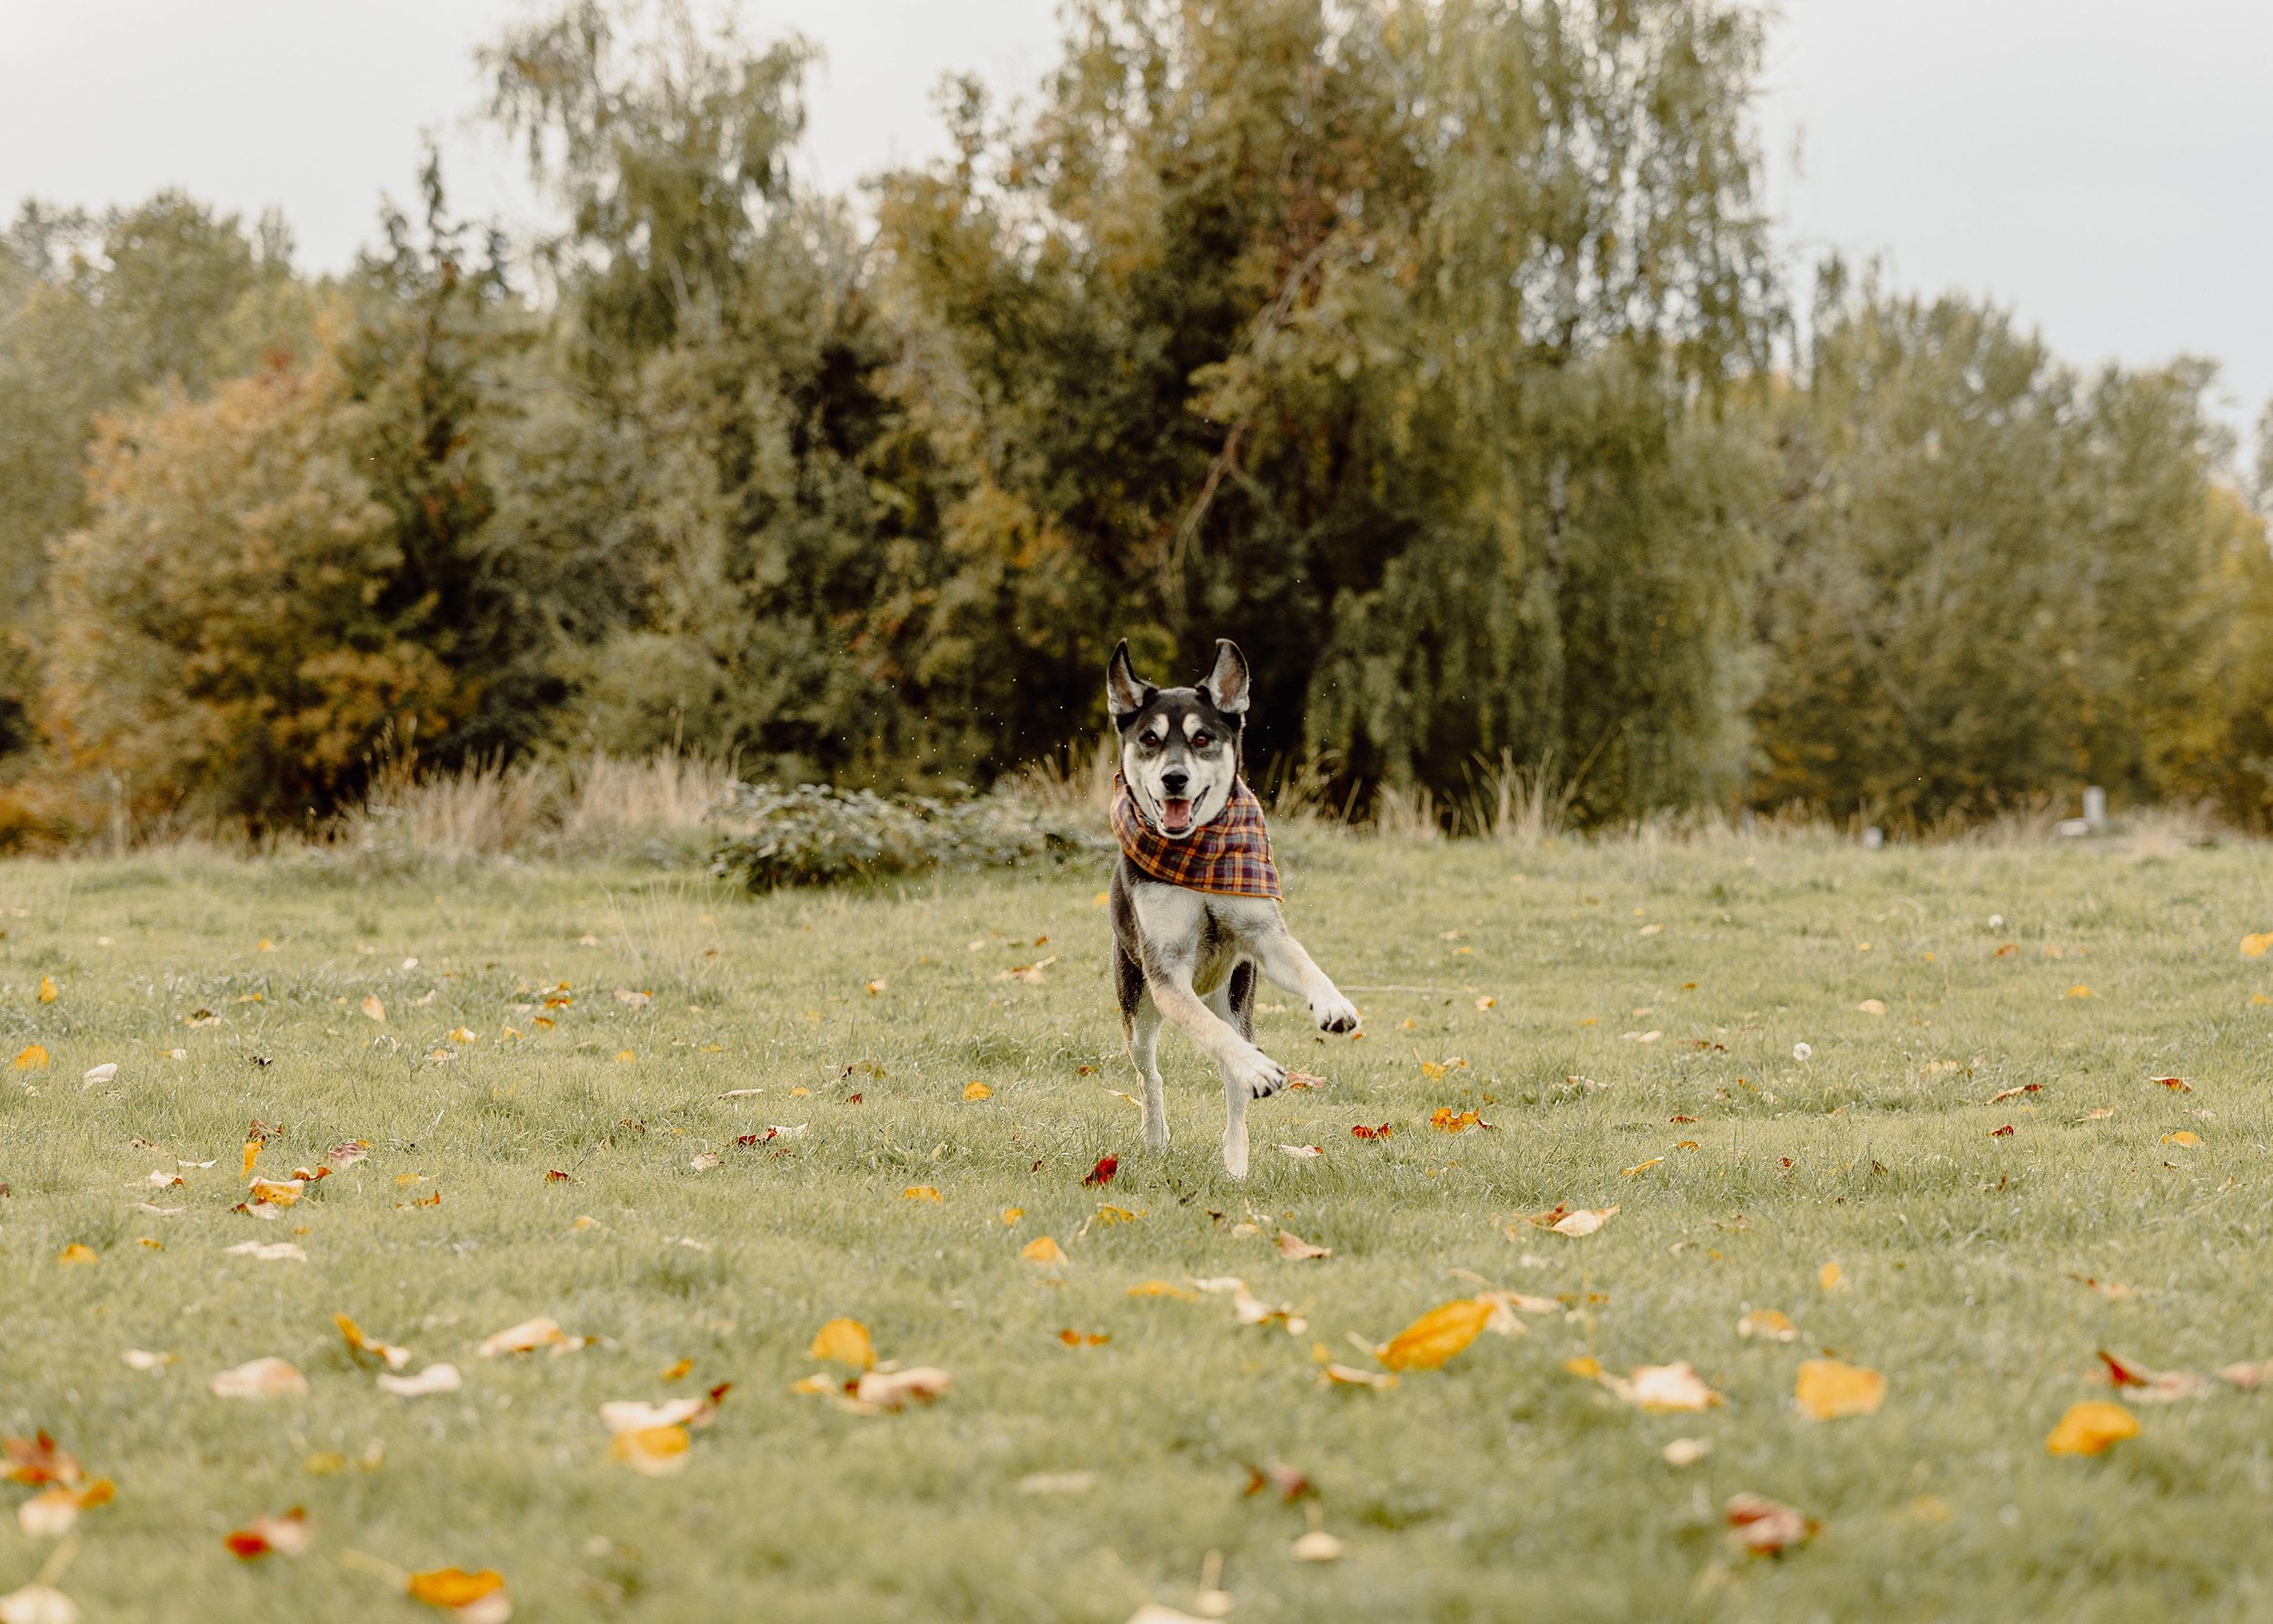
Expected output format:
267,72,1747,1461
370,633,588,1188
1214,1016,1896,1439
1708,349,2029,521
1161,797,1194,834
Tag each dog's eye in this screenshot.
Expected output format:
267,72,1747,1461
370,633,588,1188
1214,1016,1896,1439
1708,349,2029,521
1192,733,1210,749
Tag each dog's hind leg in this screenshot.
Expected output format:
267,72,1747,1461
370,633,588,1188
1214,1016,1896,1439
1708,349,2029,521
1206,966,1259,1177
1118,939,1169,1152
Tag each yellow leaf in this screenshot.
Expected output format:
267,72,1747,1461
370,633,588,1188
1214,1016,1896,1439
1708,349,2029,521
2241,933,2273,958
1126,1280,1197,1299
1020,1236,1067,1265
56,1243,96,1266
13,1044,49,1071
335,1313,412,1371
808,1318,876,1371
903,1186,942,1203
1794,1358,1886,1419
1818,1261,1846,1292
241,1140,262,1182
999,1207,1023,1227
962,1081,992,1099
2065,985,2092,999
1377,1298,1495,1371
2162,1130,2201,1147
477,1317,565,1358
1621,1158,1665,1177
2046,1400,2139,1456
361,995,386,1023
1563,1356,1604,1378
659,1358,693,1382
615,1049,636,1063
446,1028,477,1044
1737,1308,1797,1341
1857,998,1887,1015
36,976,57,1004
610,1424,692,1476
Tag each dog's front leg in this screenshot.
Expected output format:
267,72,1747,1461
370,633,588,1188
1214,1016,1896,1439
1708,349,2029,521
1147,973,1284,1178
1248,920,1361,1034
1126,993,1169,1152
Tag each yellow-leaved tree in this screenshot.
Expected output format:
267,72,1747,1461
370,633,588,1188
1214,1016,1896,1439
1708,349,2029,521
45,337,467,825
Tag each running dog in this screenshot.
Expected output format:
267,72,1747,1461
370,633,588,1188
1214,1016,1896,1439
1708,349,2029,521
1106,638,1360,1178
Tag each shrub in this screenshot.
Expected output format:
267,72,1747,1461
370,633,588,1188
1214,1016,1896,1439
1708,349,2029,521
707,782,1107,891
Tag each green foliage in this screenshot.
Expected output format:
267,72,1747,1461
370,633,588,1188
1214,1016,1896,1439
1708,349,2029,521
707,781,1107,891
1752,266,2268,827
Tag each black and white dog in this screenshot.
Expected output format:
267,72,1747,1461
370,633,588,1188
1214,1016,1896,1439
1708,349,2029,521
1106,638,1360,1178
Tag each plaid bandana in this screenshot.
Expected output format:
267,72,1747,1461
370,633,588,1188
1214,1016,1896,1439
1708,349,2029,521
1111,774,1281,899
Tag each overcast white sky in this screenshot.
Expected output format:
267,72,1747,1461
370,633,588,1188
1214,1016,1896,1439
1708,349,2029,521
2,0,2266,434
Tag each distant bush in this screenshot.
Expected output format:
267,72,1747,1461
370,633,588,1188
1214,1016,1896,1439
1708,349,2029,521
707,783,1108,891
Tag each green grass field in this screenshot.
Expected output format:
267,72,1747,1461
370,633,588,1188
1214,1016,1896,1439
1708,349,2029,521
5,825,2273,1622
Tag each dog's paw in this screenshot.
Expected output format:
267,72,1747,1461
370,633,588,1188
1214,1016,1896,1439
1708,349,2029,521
1222,1125,1250,1180
1310,990,1360,1035
1142,1111,1171,1153
1232,1050,1286,1099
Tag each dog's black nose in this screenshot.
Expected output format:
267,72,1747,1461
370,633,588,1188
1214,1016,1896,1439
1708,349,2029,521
1160,769,1188,796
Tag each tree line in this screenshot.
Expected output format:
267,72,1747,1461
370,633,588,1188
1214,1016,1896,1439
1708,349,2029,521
3,0,2268,847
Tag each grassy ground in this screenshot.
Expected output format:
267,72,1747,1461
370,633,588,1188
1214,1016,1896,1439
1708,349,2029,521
5,824,2273,1622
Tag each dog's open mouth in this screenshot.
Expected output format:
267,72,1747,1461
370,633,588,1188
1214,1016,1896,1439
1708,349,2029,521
1159,797,1196,836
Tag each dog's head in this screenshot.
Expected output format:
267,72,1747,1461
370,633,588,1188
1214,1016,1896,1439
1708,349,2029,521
1106,638,1249,840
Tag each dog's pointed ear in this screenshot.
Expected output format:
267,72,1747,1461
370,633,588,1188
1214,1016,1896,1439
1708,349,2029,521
1106,640,1154,726
1201,638,1250,717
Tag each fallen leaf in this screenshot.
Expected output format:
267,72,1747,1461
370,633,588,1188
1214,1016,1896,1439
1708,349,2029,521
2219,1361,2271,1388
2152,1076,2192,1093
1989,1084,2043,1104
209,1358,307,1398
121,1348,173,1371
1083,1155,1119,1188
1737,1309,1797,1342
1276,1144,1325,1159
1057,1328,1110,1348
2241,933,2273,958
17,1479,112,1538
1552,1206,1619,1238
13,1045,49,1071
1857,998,1887,1015
1988,1124,2015,1138
55,1244,95,1267
1350,1122,1393,1139
2065,985,2093,999
1795,1358,1886,1419
1319,1362,1397,1390
2069,1275,2137,1300
963,1082,992,1100
1430,1108,1483,1133
225,1240,306,1262
1020,1236,1067,1266
1662,1438,1712,1466
1289,1529,1344,1562
477,1318,565,1358
2092,1349,2211,1401
1818,1261,1846,1292
2163,1130,2201,1148
0,1584,80,1624
1603,1361,1723,1412
224,1507,310,1559
328,1140,372,1170
1276,1229,1332,1261
406,1567,510,1619
36,977,56,1004
361,996,386,1023
2046,1400,2139,1455
809,1318,877,1371
1726,1492,1817,1554
1621,1158,1665,1177
853,1367,951,1410
377,1365,462,1398
1126,1280,1197,1300
609,1425,691,1476
1377,1298,1495,1371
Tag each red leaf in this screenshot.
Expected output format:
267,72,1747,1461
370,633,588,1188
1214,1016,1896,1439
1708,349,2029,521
1082,1155,1119,1188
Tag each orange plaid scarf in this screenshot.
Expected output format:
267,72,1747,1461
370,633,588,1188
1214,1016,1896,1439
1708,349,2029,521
1111,775,1281,899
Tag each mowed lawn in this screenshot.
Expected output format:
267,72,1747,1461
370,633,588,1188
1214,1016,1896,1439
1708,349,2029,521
5,826,2273,1622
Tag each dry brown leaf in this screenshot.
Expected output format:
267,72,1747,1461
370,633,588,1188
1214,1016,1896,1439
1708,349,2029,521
361,996,386,1023
1319,1363,1397,1390
1552,1205,1618,1238
1603,1361,1723,1412
1726,1492,1817,1555
853,1367,951,1410
224,1507,310,1559
1275,1229,1332,1261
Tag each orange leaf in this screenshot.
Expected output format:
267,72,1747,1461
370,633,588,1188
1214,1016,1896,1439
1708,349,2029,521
407,1567,508,1612
1020,1236,1066,1266
13,1044,49,1071
2046,1400,2139,1456
1057,1328,1110,1348
1794,1358,1886,1419
55,1244,96,1267
223,1507,309,1559
1377,1298,1495,1371
807,1318,876,1371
